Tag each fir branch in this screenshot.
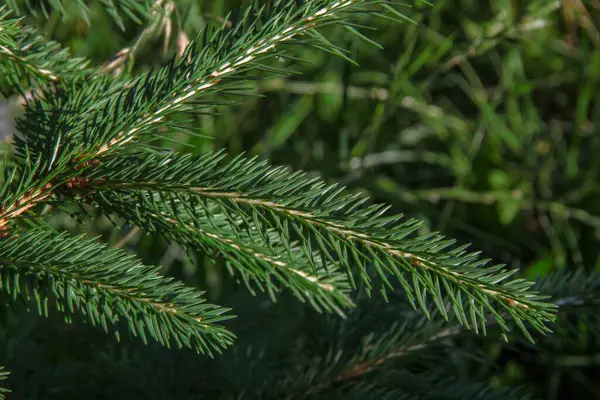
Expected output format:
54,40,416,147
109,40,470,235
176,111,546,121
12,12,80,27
86,186,355,315
2,0,405,230
219,293,525,400
84,151,557,339
311,326,461,393
534,268,600,308
306,269,600,398
27,0,410,159
0,0,555,364
258,296,463,397
0,228,234,355
0,6,91,95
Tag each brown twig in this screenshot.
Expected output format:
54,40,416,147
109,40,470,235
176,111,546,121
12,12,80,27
311,327,461,393
0,184,53,230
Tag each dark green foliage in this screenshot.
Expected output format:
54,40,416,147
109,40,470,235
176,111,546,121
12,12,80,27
86,150,555,337
2,268,594,399
0,228,234,355
1,0,600,398
0,6,91,95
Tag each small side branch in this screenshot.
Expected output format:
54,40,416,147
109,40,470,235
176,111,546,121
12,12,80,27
311,327,461,393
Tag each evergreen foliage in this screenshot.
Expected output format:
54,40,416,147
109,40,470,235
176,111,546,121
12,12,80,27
0,228,234,354
4,0,153,29
0,0,598,398
0,7,90,94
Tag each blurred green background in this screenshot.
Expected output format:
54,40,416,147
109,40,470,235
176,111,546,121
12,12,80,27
2,0,600,398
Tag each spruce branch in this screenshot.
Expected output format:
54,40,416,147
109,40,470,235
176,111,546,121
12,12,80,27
534,268,600,308
85,185,355,315
3,0,406,227
27,0,412,159
0,0,556,368
305,273,596,398
311,326,461,393
82,151,557,339
0,6,91,95
1,0,416,312
268,297,463,397
0,228,234,355
221,293,525,399
318,270,600,391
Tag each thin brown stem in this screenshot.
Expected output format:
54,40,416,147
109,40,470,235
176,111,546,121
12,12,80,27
311,326,461,393
0,184,53,230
